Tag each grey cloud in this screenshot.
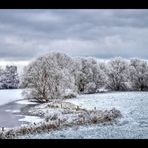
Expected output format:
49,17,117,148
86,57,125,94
0,9,148,61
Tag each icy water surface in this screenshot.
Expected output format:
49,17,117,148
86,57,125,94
24,92,148,139
0,89,41,128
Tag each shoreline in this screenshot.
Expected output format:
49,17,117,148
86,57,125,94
0,101,121,139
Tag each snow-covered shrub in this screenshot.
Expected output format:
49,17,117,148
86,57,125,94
22,52,77,102
47,102,79,110
103,108,122,121
0,104,121,139
63,89,77,99
45,114,58,122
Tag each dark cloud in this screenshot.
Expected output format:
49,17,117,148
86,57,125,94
0,9,148,61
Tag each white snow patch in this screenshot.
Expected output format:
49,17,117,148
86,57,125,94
0,89,23,106
16,100,38,105
21,124,28,127
16,115,24,117
96,88,108,93
5,109,20,113
19,116,44,123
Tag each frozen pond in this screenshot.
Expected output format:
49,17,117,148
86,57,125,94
0,89,23,106
25,92,148,139
0,89,41,128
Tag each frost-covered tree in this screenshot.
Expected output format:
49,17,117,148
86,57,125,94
74,57,97,93
0,66,19,89
94,62,108,91
0,67,4,89
129,58,148,91
22,52,77,102
21,52,148,99
106,57,129,91
69,57,83,93
73,57,107,94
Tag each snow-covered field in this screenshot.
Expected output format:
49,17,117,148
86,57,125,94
0,89,23,106
0,90,148,138
16,100,37,105
23,92,148,139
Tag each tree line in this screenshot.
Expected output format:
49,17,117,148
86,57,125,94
0,66,19,89
21,52,148,102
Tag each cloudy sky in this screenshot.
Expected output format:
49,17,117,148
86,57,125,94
0,9,148,67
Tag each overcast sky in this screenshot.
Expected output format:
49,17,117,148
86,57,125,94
0,9,148,65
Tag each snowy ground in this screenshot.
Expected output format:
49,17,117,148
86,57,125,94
22,92,148,139
16,100,38,105
18,116,44,123
0,90,148,138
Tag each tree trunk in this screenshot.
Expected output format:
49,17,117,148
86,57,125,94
141,85,144,91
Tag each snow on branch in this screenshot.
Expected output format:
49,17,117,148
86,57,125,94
0,65,19,89
21,52,148,102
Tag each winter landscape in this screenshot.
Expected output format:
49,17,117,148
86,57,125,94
0,9,148,139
